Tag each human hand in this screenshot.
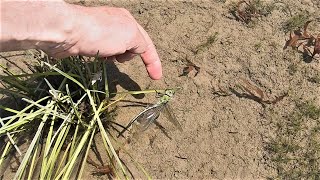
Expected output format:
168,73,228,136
61,5,162,80
0,1,162,80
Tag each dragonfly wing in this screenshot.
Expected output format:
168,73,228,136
118,104,162,137
137,104,163,131
163,104,183,131
118,106,153,137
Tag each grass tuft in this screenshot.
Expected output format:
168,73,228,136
0,50,172,179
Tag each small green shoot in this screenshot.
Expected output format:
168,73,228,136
287,63,298,75
254,42,262,52
282,12,310,33
193,32,218,54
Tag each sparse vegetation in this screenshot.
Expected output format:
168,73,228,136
288,63,298,75
296,101,320,120
266,100,320,179
308,75,320,84
229,0,274,25
254,42,262,52
284,20,320,61
193,32,218,54
282,12,310,33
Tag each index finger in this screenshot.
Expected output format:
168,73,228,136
136,24,162,80
118,8,162,80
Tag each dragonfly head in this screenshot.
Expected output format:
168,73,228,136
157,89,175,104
164,89,175,97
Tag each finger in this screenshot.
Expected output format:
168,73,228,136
115,51,137,63
116,8,162,79
138,32,162,80
136,24,162,80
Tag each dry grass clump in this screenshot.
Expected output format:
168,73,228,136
0,51,159,179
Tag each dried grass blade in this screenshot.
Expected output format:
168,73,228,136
54,142,72,177
108,136,152,180
44,62,85,90
87,90,128,179
240,78,264,99
47,124,71,179
303,20,312,38
56,126,92,179
14,103,54,180
0,137,15,167
27,143,39,180
103,62,109,98
0,118,21,155
77,126,97,179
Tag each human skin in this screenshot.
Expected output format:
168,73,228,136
0,0,162,80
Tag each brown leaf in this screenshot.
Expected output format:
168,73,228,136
313,34,320,57
284,21,314,50
237,1,252,23
303,20,312,38
239,78,265,100
285,32,300,49
180,60,200,77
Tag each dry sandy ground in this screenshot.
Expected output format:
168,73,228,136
1,0,320,179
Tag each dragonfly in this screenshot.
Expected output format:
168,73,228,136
118,89,182,137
